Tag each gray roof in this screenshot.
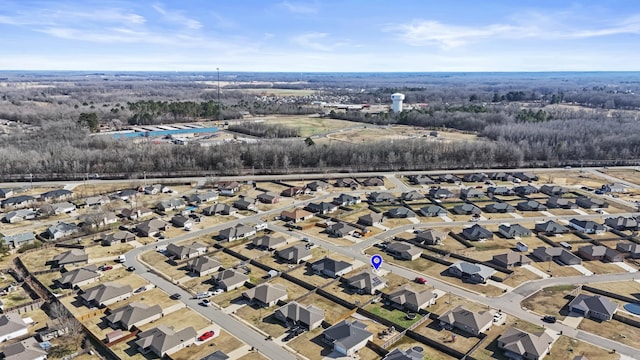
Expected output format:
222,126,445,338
276,244,312,262
531,247,582,264
323,320,372,351
80,282,132,305
102,231,135,244
311,258,352,274
540,185,566,195
2,337,48,360
449,261,496,279
242,283,288,305
387,207,416,218
52,248,88,265
415,229,447,243
0,314,28,337
570,219,605,232
535,220,570,234
106,302,163,329
219,224,255,239
419,205,446,216
460,188,484,199
517,200,547,211
401,190,425,201
569,294,618,317
188,256,222,274
46,222,79,238
498,327,552,358
202,203,236,215
166,242,207,258
201,350,230,360
326,222,359,236
358,212,384,225
498,224,530,238
438,305,493,335
429,188,454,198
605,216,638,230
484,203,515,213
386,242,422,258
215,269,249,288
252,235,286,248
388,287,436,309
135,325,197,356
57,265,101,287
275,301,324,328
493,251,530,267
462,224,493,240
452,203,481,215
346,271,386,293
2,232,35,245
383,347,424,360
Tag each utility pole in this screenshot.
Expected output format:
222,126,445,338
217,68,222,122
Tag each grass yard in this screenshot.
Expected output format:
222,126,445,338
588,280,640,300
364,302,424,329
390,336,458,359
322,280,375,306
528,260,583,277
171,330,243,360
138,307,211,332
20,247,68,272
235,305,288,338
86,242,133,261
578,316,640,347
237,352,269,360
296,293,353,324
0,288,33,309
139,250,187,281
287,327,327,360
581,260,627,275
521,285,578,320
501,267,542,288
267,276,313,300
548,335,619,360
212,285,249,308
412,318,481,354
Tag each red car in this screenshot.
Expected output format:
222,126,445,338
198,331,215,341
414,277,427,284
100,265,113,271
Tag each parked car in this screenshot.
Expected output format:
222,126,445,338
212,289,224,296
170,293,182,300
414,277,427,284
198,330,215,341
200,299,212,307
126,266,136,272
542,315,557,323
99,265,113,271
134,287,146,294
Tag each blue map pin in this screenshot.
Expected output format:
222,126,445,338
371,255,383,271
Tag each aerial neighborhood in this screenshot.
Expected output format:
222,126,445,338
0,167,639,360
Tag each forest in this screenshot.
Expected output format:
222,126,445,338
0,71,639,179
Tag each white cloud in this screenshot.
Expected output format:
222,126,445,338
291,32,333,51
280,1,318,14
152,4,202,30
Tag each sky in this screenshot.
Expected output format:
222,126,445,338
1,0,639,72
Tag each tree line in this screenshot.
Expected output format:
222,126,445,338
227,122,300,138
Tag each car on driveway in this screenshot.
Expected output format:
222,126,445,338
198,330,215,341
99,265,113,271
211,289,224,296
170,293,182,300
414,277,427,284
542,315,557,323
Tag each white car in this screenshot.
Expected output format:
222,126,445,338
200,299,212,307
212,289,224,296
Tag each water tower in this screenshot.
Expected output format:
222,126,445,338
391,93,405,113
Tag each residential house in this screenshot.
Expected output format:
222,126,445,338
280,208,313,223
517,200,547,211
463,173,488,182
157,198,186,212
362,177,384,187
333,194,361,206
171,214,193,228
48,202,76,215
358,212,384,226
418,205,447,217
275,244,312,264
514,185,539,196
569,219,606,234
535,220,570,234
439,174,461,183
55,265,102,288
452,204,481,215
1,209,36,223
531,247,582,265
121,207,153,220
515,242,529,252
438,305,493,336
187,256,222,277
546,197,577,209
386,207,416,218
304,202,338,215
492,251,531,268
462,225,493,241
489,172,514,182
214,269,249,291
80,283,132,308
460,188,484,200
105,302,163,330
306,180,330,192
45,222,79,240
2,337,48,360
166,242,207,260
388,286,437,311
513,172,538,182
202,204,237,216
326,222,359,237
0,314,29,342
605,216,638,231
568,294,618,321
368,192,395,203
576,196,608,209
242,283,288,308
84,195,110,207
498,224,531,239
487,186,514,196
1,232,35,249
401,190,425,201
201,351,230,360
484,203,516,213
101,231,135,246
218,224,256,241
52,249,88,267
274,301,324,330
78,212,118,228
415,229,447,245
386,242,422,261
233,197,257,211
217,181,240,196
0,188,14,198
311,258,353,278
616,241,640,258
322,320,373,356
184,191,218,204
40,189,73,202
279,186,304,198
429,188,455,199
346,271,386,295
257,192,280,204
408,174,435,185
335,178,359,188
602,183,627,193
135,325,197,357
252,235,287,250
448,261,496,283
114,189,140,201
1,195,36,209
383,347,425,360
540,185,567,196
577,245,624,262
135,218,168,237
497,327,553,360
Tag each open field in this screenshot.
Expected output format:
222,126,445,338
521,285,578,320
327,125,479,144
264,115,359,137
